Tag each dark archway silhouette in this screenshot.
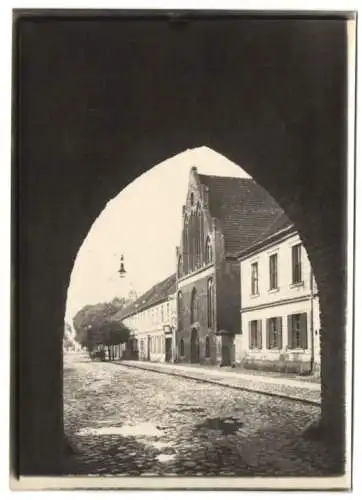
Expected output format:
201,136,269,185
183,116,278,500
14,14,349,475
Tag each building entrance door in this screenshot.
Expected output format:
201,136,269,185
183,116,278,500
190,328,200,363
220,335,235,366
165,337,172,362
221,345,231,366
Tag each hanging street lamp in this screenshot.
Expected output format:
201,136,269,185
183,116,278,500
118,254,126,278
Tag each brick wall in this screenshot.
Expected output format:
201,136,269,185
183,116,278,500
176,266,217,364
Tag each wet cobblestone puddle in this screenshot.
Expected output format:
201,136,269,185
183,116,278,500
63,353,337,476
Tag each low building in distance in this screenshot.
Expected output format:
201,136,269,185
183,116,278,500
113,274,177,362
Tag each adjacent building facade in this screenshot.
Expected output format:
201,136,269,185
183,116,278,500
114,274,177,363
235,214,321,374
175,167,283,366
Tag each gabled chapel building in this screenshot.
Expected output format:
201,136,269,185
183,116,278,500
175,166,283,366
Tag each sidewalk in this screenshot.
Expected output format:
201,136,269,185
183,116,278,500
118,360,321,405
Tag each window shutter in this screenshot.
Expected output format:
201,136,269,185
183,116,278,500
257,320,262,349
269,258,272,290
248,321,252,348
300,312,308,349
266,319,271,349
287,315,293,349
277,317,283,349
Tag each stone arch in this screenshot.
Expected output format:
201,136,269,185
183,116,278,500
16,17,348,474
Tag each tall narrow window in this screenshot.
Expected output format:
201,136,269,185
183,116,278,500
205,336,210,358
267,317,283,349
207,278,214,328
189,213,196,272
177,291,183,330
269,254,278,290
292,244,302,284
178,255,183,278
183,217,189,275
200,210,204,264
195,205,201,269
190,288,198,324
205,236,213,264
180,339,185,357
251,262,259,295
249,320,262,349
287,313,308,349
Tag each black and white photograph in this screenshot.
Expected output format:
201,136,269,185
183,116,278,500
11,9,356,491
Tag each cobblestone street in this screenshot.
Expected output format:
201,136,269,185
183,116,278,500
63,353,337,477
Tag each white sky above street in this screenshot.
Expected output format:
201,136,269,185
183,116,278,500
65,146,251,323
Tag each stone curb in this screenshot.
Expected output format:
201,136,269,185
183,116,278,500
116,361,321,407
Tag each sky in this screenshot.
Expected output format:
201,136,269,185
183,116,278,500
65,146,251,323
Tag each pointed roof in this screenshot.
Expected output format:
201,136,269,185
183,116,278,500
198,173,283,257
112,273,176,322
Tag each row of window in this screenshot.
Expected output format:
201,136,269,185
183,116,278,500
178,235,213,278
178,198,213,278
150,335,164,354
177,278,215,329
250,243,303,295
127,301,172,329
249,313,308,350
138,335,164,355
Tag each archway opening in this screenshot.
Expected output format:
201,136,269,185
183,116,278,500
62,145,344,477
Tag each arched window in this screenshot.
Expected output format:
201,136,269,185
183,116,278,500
200,208,204,264
190,287,198,324
178,255,183,278
205,236,213,264
207,278,214,328
190,192,194,206
205,336,210,358
189,212,195,272
180,339,185,357
177,291,183,329
183,217,189,275
195,204,201,269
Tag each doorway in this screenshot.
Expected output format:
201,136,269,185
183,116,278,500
190,328,200,363
165,337,172,362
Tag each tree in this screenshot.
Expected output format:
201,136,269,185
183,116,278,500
98,319,130,360
72,300,129,360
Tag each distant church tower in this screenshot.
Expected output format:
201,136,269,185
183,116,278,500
128,286,138,303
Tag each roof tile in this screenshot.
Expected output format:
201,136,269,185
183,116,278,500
112,273,176,322
198,174,283,256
